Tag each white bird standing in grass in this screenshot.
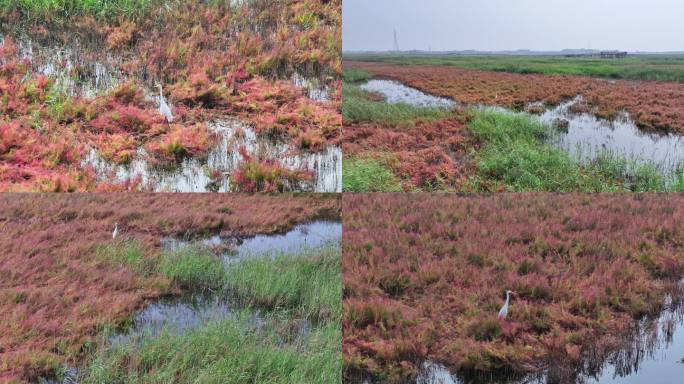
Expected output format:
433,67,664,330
157,83,173,124
498,290,513,320
112,223,118,240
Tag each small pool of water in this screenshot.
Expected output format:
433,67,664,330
362,77,684,174
538,97,684,172
360,79,456,108
108,293,254,347
83,119,342,192
162,220,342,264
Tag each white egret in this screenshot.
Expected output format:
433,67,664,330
112,223,118,240
498,290,513,320
157,83,173,124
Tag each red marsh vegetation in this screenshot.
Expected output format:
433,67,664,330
343,194,684,382
343,116,473,190
0,193,340,383
0,0,341,191
345,61,684,134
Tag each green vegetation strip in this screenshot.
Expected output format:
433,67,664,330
83,240,342,383
0,0,165,20
345,54,684,83
343,157,403,192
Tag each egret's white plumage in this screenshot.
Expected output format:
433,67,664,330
112,223,119,240
498,290,513,320
157,83,173,123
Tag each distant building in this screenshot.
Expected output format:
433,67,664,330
563,51,628,59
599,51,628,58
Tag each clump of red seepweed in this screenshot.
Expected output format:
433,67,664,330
343,194,684,382
230,145,314,192
343,116,472,190
145,123,215,166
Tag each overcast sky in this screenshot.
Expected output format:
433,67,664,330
343,0,684,52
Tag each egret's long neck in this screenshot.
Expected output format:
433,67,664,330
159,86,163,98
505,292,510,304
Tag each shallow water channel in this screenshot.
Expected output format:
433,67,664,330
43,220,341,383
414,281,684,384
361,79,684,172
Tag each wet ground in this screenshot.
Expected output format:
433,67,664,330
84,119,342,192
359,78,684,172
415,281,684,384
3,33,342,192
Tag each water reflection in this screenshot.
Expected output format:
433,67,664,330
6,34,124,98
360,79,456,108
162,220,343,265
538,96,684,172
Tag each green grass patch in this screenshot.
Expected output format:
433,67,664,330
343,157,403,192
225,243,342,321
343,82,452,124
0,0,165,20
344,54,684,83
342,68,372,83
96,239,155,275
467,109,684,192
158,246,226,290
80,312,342,384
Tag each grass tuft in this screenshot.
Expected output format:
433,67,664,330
225,243,342,321
158,246,226,290
342,157,403,192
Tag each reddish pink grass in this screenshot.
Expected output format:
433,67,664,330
230,146,314,192
343,194,684,382
343,116,473,190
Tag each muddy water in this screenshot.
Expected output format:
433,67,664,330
538,96,684,172
83,119,342,192
360,79,456,108
415,282,684,384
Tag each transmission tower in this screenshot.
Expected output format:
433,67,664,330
393,28,400,52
